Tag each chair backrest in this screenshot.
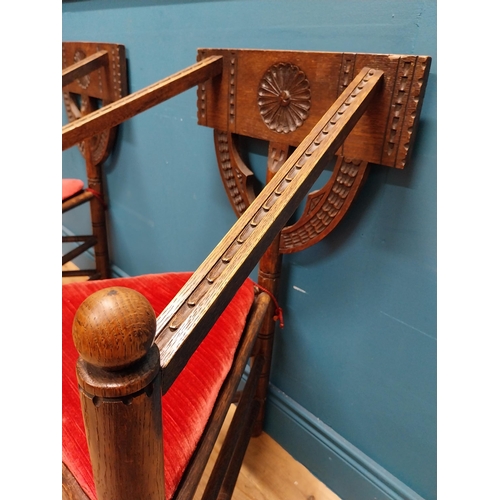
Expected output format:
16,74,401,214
63,41,128,166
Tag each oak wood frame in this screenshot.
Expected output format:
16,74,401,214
62,48,431,500
62,42,128,279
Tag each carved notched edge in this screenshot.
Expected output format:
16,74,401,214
62,43,127,165
279,156,369,253
214,131,256,216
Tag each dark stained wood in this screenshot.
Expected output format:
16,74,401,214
216,400,261,500
63,56,224,151
155,67,384,395
73,287,165,500
214,130,256,217
62,462,91,500
173,292,271,500
198,49,431,169
62,50,108,88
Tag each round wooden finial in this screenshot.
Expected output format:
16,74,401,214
72,286,157,370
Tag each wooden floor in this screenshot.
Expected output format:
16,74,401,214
62,263,341,500
194,404,341,500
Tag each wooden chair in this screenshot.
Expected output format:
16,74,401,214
62,47,431,500
62,42,128,280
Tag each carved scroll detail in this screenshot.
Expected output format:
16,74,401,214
258,63,311,133
279,156,369,253
214,130,255,216
155,68,382,345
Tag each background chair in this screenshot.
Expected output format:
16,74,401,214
62,42,128,280
62,48,431,500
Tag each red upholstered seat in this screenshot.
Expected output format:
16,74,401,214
62,178,85,201
62,272,255,500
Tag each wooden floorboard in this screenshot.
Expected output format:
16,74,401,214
194,403,341,500
62,264,341,500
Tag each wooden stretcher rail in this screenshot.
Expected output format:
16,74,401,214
154,66,384,394
62,55,223,151
62,50,108,88
174,292,271,500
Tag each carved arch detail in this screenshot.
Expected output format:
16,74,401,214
214,131,370,255
279,156,369,253
214,130,256,216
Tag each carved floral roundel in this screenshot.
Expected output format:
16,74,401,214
258,62,311,134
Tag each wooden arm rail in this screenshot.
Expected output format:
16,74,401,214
155,67,383,394
62,50,108,88
62,55,223,151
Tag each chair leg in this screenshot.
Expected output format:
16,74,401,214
89,194,110,279
254,235,283,437
85,147,110,278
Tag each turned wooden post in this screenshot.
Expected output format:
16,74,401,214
253,142,290,437
82,138,110,279
72,286,165,500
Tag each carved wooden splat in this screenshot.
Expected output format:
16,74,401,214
62,42,127,165
198,49,431,253
198,49,430,169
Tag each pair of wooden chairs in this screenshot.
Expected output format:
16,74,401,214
62,42,431,499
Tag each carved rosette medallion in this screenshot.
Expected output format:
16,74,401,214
258,63,311,133
74,50,91,89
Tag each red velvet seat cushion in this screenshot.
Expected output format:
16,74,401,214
62,178,85,201
62,272,255,499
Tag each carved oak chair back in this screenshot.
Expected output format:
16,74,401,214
62,47,431,500
197,48,431,433
62,42,128,279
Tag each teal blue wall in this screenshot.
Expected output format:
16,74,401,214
63,1,436,499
